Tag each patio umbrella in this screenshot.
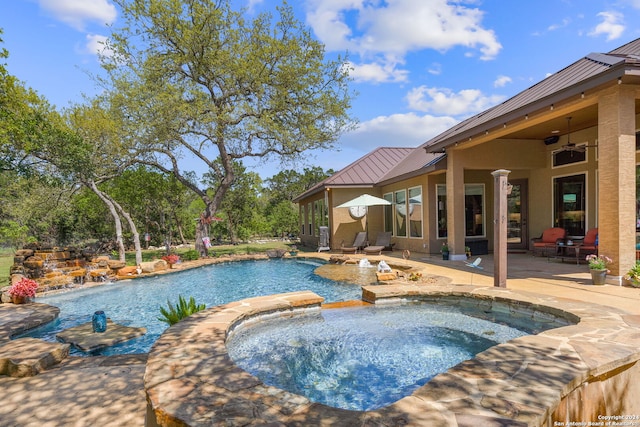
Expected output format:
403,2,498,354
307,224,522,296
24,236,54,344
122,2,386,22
336,194,391,235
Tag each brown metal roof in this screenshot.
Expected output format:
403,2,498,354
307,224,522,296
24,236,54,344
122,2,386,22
423,37,640,153
378,149,445,184
293,147,413,201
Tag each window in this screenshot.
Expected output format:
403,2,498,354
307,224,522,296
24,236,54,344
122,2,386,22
437,185,447,238
313,199,328,236
394,190,407,237
307,203,312,235
383,193,393,234
300,204,305,235
553,145,586,167
408,186,422,238
436,184,484,238
554,174,585,236
465,184,485,237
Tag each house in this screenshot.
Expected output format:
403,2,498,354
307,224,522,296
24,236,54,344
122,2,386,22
294,37,640,279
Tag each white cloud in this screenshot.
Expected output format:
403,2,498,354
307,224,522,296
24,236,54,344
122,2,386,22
84,34,113,58
589,11,625,41
427,63,442,75
340,112,458,150
39,0,117,31
405,86,504,116
306,0,501,83
347,60,409,83
493,75,512,88
547,18,571,32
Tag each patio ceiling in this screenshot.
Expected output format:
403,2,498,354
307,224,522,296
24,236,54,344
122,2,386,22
500,104,599,141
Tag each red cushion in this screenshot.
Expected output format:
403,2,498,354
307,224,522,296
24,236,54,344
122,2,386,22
541,228,566,243
583,228,598,245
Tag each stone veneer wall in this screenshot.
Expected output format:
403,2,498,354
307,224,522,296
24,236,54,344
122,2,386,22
144,284,640,426
551,360,640,426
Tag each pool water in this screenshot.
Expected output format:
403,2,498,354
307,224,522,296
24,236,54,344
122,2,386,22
226,302,563,411
26,259,362,355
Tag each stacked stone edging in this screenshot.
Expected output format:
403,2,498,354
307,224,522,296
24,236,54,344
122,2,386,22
144,285,640,426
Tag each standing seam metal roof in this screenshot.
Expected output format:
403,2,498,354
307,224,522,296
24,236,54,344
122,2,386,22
421,37,640,151
293,146,414,200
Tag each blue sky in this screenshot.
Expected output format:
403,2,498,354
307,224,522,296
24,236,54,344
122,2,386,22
3,0,640,179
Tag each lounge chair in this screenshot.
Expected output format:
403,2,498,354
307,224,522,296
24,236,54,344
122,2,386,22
531,227,566,257
363,232,392,255
576,228,598,260
341,232,368,254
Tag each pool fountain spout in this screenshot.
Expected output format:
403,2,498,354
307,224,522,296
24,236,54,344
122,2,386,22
377,260,392,273
359,258,372,268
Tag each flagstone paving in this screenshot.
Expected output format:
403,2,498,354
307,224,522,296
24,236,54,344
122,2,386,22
56,319,147,352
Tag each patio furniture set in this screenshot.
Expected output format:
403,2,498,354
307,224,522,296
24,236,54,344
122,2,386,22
531,227,598,264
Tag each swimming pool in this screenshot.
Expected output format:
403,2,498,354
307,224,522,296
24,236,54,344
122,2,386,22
26,258,362,355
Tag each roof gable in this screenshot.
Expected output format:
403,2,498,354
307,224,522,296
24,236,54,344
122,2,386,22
294,147,413,200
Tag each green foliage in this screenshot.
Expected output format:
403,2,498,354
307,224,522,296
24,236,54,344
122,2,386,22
626,262,640,282
0,220,30,249
267,200,298,237
181,249,200,261
158,295,206,326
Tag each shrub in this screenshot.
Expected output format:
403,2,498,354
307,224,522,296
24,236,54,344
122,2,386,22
181,250,200,261
158,295,206,326
161,254,180,265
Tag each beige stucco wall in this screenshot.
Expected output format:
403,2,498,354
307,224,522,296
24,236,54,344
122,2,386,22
331,188,381,249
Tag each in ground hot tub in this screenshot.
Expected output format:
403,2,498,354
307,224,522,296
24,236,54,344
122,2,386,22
144,286,640,426
226,299,569,411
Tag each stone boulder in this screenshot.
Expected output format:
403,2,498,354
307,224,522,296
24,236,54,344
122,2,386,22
140,260,168,273
117,266,140,277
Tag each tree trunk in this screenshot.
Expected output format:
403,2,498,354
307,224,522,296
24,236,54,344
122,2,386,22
195,218,210,257
173,211,187,245
227,216,237,245
109,196,143,266
87,180,126,261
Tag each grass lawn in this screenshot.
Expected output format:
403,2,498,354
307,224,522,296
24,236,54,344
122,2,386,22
127,241,295,264
0,248,13,288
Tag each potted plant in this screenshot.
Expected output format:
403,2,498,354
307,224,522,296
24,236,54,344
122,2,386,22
624,262,640,288
162,254,180,269
441,243,449,260
585,254,612,285
8,277,39,304
465,246,471,259
289,245,298,256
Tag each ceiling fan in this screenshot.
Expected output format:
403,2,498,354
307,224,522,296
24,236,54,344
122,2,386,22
555,117,598,154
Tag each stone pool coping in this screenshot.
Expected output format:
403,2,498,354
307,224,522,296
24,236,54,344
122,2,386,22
144,284,640,426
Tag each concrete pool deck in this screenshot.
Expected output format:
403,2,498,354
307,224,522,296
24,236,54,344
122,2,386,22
1,252,640,426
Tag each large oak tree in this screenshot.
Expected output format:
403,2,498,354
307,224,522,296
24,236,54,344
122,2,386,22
103,0,356,255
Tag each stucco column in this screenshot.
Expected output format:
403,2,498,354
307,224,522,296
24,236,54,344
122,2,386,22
446,149,466,260
597,84,637,279
492,169,510,287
